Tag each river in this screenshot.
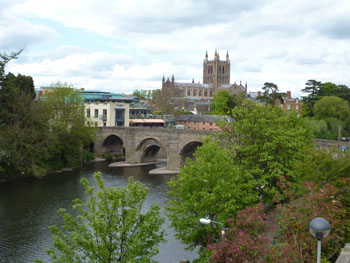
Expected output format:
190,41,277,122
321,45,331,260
0,161,198,263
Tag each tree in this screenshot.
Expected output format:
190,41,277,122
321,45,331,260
314,96,350,121
0,50,22,89
166,140,259,255
42,82,95,169
3,72,35,98
313,96,350,139
0,50,53,178
218,101,312,203
258,82,285,105
301,80,322,117
210,90,236,116
36,173,165,263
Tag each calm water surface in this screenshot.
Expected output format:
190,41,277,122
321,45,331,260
0,161,197,263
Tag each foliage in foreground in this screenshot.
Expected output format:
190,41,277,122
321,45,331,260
167,140,258,252
206,180,348,263
167,102,313,261
217,101,313,203
36,172,165,263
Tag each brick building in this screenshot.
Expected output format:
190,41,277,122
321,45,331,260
175,114,229,131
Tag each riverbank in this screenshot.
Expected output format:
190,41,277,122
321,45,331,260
0,156,125,184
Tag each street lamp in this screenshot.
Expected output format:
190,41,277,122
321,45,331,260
199,217,226,241
309,217,331,263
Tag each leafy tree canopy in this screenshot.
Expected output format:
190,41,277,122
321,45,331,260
210,90,236,116
167,140,258,254
218,101,312,202
36,173,165,263
167,101,312,261
258,82,285,105
314,96,350,122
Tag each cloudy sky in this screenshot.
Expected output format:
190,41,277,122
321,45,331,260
1,0,350,97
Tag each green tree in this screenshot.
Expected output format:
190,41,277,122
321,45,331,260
210,90,236,116
42,82,95,169
167,140,258,255
313,96,350,139
3,72,35,98
37,173,165,263
167,102,312,260
0,50,53,178
314,96,350,121
258,82,285,105
301,80,322,117
0,50,22,89
218,101,312,202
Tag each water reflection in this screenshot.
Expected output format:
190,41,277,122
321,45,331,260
0,161,197,263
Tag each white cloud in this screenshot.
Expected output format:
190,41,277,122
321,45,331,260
2,0,350,99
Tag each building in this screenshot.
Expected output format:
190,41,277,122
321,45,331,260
248,90,302,112
277,91,302,111
82,90,136,127
130,119,165,127
175,114,228,131
154,50,247,114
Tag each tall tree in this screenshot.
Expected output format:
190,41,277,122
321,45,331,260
0,50,22,89
301,79,323,117
167,140,258,255
36,173,165,263
258,82,285,105
42,82,95,169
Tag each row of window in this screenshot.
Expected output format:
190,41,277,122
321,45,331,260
206,65,228,74
187,89,213,97
86,109,108,118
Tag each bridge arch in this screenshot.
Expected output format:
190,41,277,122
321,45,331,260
180,141,203,166
136,138,166,163
102,134,124,155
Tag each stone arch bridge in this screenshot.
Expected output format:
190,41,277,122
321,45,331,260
94,127,214,170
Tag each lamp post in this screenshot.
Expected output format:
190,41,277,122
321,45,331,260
199,217,226,241
309,217,331,263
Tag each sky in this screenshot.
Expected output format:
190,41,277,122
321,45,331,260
1,0,350,97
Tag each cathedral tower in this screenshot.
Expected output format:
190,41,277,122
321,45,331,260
203,50,230,89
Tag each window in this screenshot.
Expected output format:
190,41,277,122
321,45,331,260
94,109,98,118
202,122,205,125
210,122,212,126
87,109,90,117
187,90,191,96
199,90,202,96
103,122,106,127
286,104,291,110
193,89,197,96
296,105,299,110
204,90,207,97
103,109,107,119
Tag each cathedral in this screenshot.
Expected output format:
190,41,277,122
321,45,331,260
159,50,247,114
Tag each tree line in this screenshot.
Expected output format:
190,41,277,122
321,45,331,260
0,51,95,180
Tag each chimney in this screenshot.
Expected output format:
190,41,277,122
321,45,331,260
258,91,262,97
287,91,291,99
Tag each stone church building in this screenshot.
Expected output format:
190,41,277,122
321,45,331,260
156,50,247,114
